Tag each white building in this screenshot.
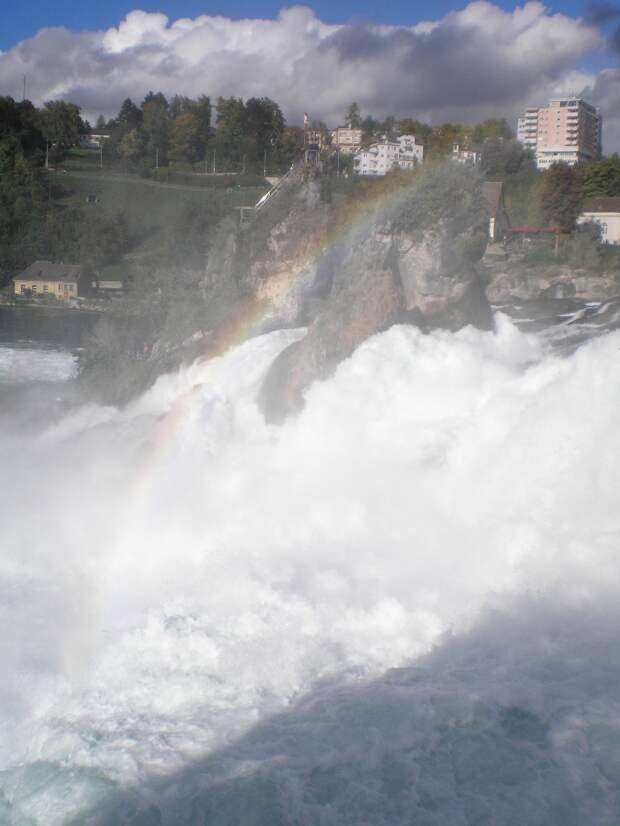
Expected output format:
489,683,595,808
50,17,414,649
516,108,539,151
577,197,620,244
354,135,423,176
80,130,111,150
517,97,602,170
452,143,483,165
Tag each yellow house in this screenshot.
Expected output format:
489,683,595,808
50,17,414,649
13,261,83,299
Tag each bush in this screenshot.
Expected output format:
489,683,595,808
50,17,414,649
524,242,557,268
136,158,153,178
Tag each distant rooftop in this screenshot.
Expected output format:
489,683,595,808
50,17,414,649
15,261,83,282
582,197,620,213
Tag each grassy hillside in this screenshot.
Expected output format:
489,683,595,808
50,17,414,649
47,149,269,281
53,149,267,232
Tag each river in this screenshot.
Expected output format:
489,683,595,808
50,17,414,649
1,302,620,824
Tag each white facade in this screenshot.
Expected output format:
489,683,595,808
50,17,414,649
517,108,539,151
452,143,483,165
354,135,423,176
577,203,620,244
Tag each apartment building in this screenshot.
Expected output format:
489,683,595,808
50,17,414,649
517,97,602,169
354,135,423,176
516,108,539,151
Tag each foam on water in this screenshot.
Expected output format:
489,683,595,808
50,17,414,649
1,316,620,824
0,343,77,384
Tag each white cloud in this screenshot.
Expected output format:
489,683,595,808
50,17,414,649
0,2,617,150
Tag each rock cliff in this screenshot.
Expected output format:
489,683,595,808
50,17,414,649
484,262,620,303
202,165,494,422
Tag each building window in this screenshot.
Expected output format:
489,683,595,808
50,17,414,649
20,285,26,294
31,284,37,292
43,284,48,292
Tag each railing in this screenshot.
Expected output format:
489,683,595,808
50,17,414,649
254,160,301,212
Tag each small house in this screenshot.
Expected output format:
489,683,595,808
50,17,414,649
13,261,82,299
577,197,620,244
452,143,483,165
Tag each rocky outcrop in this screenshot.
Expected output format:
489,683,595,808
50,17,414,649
200,164,494,422
255,166,493,422
484,262,620,303
201,174,332,332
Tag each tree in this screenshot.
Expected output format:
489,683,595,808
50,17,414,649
245,97,286,169
361,115,380,147
345,102,361,128
481,138,535,178
380,115,396,138
581,155,620,198
280,126,304,167
118,129,141,169
117,98,142,133
170,113,202,164
540,163,582,232
41,100,83,150
169,95,195,119
426,123,464,159
141,92,171,164
0,97,46,158
95,115,106,130
471,118,513,144
214,97,248,169
44,206,130,271
398,118,432,145
194,95,212,158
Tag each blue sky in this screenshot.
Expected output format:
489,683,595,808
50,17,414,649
0,0,591,50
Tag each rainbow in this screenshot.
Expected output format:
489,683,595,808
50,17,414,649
132,170,424,487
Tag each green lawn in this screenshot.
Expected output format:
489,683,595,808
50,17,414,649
46,150,269,278
51,162,266,234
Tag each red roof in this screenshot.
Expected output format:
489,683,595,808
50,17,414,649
510,226,560,234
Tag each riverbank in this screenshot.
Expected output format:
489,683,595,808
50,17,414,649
481,245,620,303
0,292,132,314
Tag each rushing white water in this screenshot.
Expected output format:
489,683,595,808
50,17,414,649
2,316,620,825
0,344,77,384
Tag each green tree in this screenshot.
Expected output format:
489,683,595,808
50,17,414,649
141,92,171,164
361,115,380,147
345,102,361,128
540,163,582,232
41,100,83,150
169,95,195,119
117,98,142,132
170,112,202,164
118,129,141,169
245,97,286,169
426,123,465,159
194,94,212,160
0,99,48,277
398,118,432,145
472,118,514,143
481,139,535,178
214,97,248,170
581,155,620,198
